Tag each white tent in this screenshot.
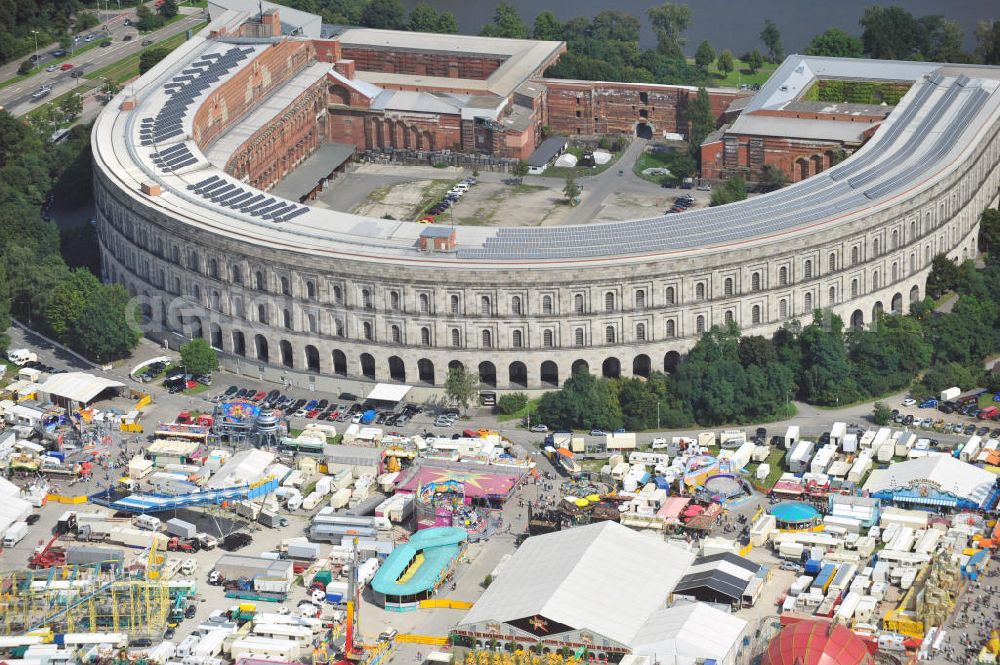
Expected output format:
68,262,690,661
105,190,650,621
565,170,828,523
553,153,578,168
365,383,412,404
631,603,747,665
863,455,997,507
38,372,125,408
207,449,275,488
0,477,32,535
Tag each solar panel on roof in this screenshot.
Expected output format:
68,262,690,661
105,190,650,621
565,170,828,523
276,207,309,223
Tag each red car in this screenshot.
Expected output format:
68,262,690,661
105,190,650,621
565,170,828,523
327,410,340,421
185,379,198,389
251,390,267,402
306,409,320,418
60,63,74,71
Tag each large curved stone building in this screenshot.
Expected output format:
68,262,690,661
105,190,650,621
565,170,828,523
93,4,1000,391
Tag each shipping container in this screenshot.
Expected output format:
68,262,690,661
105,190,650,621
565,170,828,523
165,518,197,540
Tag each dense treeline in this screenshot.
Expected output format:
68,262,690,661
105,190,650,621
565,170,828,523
0,112,139,362
535,209,1000,432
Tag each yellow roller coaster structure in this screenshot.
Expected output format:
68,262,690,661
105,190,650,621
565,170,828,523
0,565,170,637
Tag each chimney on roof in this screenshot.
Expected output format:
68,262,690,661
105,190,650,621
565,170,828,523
261,8,281,37
334,59,356,80
120,96,138,111
141,182,162,196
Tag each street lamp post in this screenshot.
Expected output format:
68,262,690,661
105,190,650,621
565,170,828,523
31,30,39,61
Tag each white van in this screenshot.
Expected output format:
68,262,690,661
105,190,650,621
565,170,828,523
181,558,197,575
7,349,37,366
134,514,162,531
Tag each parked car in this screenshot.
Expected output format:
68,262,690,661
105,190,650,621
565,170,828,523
589,428,605,436
976,426,990,437
963,424,977,435
123,34,133,41
902,398,916,407
45,64,58,72
919,398,938,408
99,40,111,47
141,39,153,46
60,63,73,70
529,424,549,433
195,374,213,386
70,69,83,78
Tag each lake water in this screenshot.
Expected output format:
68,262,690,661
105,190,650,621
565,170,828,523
399,0,992,56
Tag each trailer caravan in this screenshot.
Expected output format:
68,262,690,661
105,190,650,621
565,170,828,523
847,453,873,484
784,426,800,450
830,422,847,450
960,436,982,462
786,440,815,473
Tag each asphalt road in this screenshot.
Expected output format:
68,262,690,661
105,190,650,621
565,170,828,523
0,9,207,117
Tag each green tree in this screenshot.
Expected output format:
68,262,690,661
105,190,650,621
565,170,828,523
872,401,893,426
859,6,920,60
805,28,864,58
746,49,765,73
717,48,734,76
590,10,640,44
158,0,179,19
760,19,784,62
563,171,581,203
925,253,960,299
136,4,166,31
532,11,562,40
58,93,82,121
670,151,696,180
511,159,529,183
180,337,219,375
445,365,479,411
17,60,32,76
535,371,623,431
406,2,440,32
647,2,691,60
71,283,140,363
361,0,405,30
496,392,528,415
694,40,715,69
436,12,458,34
760,164,788,192
74,12,100,33
709,175,747,206
686,86,713,153
139,46,171,74
103,79,122,97
0,266,11,350
479,2,527,39
978,208,1000,257
796,311,858,406
45,268,100,341
975,20,1000,65
925,18,966,62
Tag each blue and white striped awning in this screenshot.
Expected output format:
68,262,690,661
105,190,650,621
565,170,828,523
892,493,958,507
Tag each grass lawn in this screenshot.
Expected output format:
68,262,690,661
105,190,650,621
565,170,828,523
539,145,623,179
184,383,209,395
978,393,998,410
633,148,688,184
687,58,779,88
495,397,540,423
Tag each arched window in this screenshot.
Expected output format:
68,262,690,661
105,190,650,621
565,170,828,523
390,291,400,310
665,286,676,304
909,253,916,273
804,292,813,311
779,298,788,318
231,265,242,284
308,314,317,333
751,272,761,291
828,252,837,272
283,277,292,296
450,295,460,314
872,270,879,290
910,221,916,239
306,281,316,300
282,309,291,329
334,318,345,337
419,293,429,312
192,284,201,300
851,278,859,298
636,323,646,341
724,310,734,324
892,229,899,249
696,315,706,333
513,330,524,348
724,278,733,296
255,271,265,290
362,289,373,309
363,322,373,340
574,294,584,313
695,282,705,300
574,328,584,346
542,295,553,315
257,304,268,324
480,295,491,315
635,290,646,309
752,305,761,324
829,286,836,304
209,258,219,278
481,330,492,348
189,251,199,271
779,266,788,286
391,325,401,343
851,246,860,265
605,292,615,312
420,327,430,345
873,238,880,256
605,326,616,343
543,330,554,347
451,328,461,347
803,259,813,280
665,320,675,337
511,295,522,315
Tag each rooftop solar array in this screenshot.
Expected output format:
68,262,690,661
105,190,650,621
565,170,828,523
186,174,308,223
138,47,255,147
151,142,197,172
457,75,994,261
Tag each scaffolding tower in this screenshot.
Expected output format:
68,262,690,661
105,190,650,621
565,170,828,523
0,565,171,637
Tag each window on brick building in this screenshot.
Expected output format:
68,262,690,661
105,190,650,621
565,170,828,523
543,330,554,347
605,326,616,343
542,295,553,314
419,293,429,312
575,328,584,346
513,330,523,348
512,295,522,315
421,327,430,345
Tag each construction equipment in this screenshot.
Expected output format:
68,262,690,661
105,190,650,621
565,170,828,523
28,534,66,569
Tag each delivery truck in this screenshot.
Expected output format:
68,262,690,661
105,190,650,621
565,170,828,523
165,518,197,540
3,521,28,547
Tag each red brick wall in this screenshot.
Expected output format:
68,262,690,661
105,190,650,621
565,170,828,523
310,39,342,63
340,47,505,80
542,80,745,137
192,39,314,149
754,108,885,124
701,132,847,182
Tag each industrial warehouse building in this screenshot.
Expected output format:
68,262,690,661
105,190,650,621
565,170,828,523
452,522,748,664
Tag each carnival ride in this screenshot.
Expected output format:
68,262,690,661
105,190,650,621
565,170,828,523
97,475,279,513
